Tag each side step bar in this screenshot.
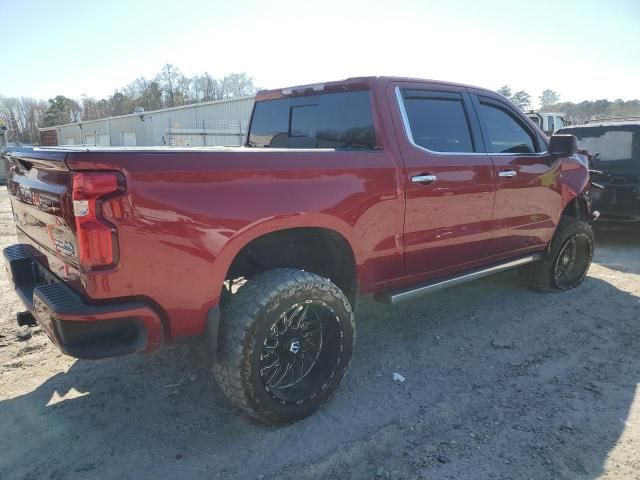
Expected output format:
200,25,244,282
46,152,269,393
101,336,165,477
376,253,544,304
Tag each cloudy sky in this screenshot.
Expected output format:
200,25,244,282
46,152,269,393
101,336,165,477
1,0,638,107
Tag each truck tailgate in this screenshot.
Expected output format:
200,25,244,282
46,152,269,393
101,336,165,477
6,150,80,276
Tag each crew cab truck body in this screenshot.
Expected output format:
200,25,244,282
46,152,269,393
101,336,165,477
3,77,595,423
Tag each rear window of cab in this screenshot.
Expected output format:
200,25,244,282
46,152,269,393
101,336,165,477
248,90,376,150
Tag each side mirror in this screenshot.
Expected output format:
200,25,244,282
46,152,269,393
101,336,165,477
549,134,577,157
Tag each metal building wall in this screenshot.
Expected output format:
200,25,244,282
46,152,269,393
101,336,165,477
53,96,255,147
57,124,83,145
79,120,110,144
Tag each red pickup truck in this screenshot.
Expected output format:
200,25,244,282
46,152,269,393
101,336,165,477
3,77,595,423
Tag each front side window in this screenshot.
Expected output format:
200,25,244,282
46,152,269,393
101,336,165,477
401,90,474,153
477,101,536,154
248,90,375,149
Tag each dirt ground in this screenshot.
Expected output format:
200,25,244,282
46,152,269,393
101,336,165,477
0,185,639,480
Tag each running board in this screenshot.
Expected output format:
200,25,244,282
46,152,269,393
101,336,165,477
377,253,544,304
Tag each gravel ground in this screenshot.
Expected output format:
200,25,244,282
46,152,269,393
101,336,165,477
0,185,639,480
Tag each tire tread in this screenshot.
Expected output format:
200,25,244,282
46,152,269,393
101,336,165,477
212,268,354,423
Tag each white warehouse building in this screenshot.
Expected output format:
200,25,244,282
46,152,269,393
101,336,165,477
39,96,255,147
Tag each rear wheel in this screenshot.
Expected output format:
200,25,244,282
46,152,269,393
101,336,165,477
212,269,355,424
520,216,594,292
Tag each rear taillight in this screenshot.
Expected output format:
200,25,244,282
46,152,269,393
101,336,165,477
72,172,124,269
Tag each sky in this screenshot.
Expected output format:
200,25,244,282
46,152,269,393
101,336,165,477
1,0,638,107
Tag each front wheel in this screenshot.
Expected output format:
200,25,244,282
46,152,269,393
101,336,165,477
520,216,595,292
212,269,355,424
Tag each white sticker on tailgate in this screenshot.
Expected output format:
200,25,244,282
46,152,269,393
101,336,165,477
46,224,77,257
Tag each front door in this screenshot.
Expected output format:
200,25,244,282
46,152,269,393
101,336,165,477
390,83,496,277
470,92,562,256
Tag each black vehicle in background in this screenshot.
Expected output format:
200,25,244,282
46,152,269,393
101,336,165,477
558,119,640,224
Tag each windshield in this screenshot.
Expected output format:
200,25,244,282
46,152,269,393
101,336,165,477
560,125,640,163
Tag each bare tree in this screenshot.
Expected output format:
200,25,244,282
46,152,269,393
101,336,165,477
81,95,109,121
511,91,532,111
156,64,185,107
220,73,256,99
0,96,49,143
539,89,560,109
107,91,134,116
496,85,512,99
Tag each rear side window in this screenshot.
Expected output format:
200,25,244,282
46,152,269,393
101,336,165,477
547,115,555,132
477,100,537,154
401,90,474,153
248,90,376,149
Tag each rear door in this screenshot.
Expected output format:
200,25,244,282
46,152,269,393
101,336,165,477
470,92,562,256
389,82,496,277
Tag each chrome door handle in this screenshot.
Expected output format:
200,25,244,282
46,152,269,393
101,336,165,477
499,170,517,178
412,174,438,184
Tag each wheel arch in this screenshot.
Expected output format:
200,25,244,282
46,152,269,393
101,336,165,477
212,214,361,307
561,192,591,222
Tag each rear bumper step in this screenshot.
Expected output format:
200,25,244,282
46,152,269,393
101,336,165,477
376,253,544,304
3,244,163,359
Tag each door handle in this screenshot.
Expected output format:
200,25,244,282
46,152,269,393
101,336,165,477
498,170,517,178
411,174,438,184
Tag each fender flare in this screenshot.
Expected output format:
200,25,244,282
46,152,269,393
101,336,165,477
211,213,361,307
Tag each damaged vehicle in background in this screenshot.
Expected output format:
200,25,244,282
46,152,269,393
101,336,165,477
558,118,640,224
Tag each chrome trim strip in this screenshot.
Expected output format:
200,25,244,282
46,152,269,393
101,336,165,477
378,253,544,304
394,86,549,158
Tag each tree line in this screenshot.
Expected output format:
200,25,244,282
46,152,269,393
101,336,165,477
3,74,640,144
497,85,640,124
0,64,258,143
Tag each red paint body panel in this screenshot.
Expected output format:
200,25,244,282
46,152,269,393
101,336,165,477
63,149,404,338
4,77,591,349
386,81,497,277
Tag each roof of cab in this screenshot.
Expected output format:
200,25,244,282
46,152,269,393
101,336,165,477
255,76,498,101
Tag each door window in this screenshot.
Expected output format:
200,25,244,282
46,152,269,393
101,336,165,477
477,100,537,153
401,90,474,153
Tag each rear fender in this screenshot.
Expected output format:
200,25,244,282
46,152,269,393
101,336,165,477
210,213,361,306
